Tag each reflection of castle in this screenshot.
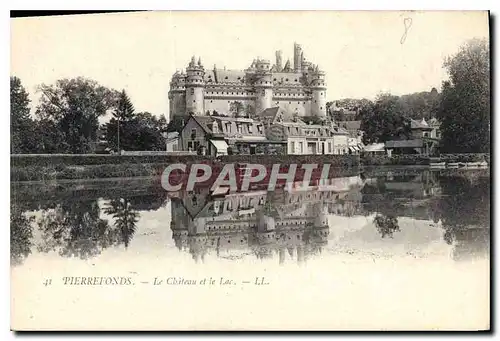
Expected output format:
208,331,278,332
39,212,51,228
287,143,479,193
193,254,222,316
170,176,364,264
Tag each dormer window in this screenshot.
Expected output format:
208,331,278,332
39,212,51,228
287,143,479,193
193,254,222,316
212,122,218,133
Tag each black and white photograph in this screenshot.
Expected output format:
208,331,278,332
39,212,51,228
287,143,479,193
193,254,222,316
9,10,490,331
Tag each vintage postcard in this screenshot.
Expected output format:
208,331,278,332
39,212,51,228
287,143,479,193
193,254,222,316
10,10,490,331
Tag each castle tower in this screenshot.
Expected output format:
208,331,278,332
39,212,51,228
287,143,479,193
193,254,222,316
275,50,283,72
185,56,205,115
168,71,187,120
310,65,327,117
253,58,273,114
294,43,303,72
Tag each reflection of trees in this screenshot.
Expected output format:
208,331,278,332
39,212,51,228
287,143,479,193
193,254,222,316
10,203,34,266
373,214,400,238
431,174,490,260
432,175,490,229
37,201,118,259
104,198,139,248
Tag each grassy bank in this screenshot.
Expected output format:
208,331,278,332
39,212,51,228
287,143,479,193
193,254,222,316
11,162,169,182
11,153,488,182
10,154,360,182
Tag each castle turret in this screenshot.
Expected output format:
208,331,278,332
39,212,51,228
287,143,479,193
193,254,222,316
310,65,327,117
253,58,273,114
185,56,205,115
168,71,187,120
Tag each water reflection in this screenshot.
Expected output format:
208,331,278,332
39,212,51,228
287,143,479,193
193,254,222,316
10,169,490,266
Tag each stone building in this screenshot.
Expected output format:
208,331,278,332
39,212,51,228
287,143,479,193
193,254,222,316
260,107,350,155
179,114,285,155
385,118,442,156
168,43,328,120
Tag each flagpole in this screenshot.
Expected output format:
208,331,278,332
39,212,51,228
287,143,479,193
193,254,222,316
117,115,120,155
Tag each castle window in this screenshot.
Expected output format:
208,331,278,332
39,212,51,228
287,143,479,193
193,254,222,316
273,78,276,81
225,76,228,79
191,88,194,95
237,77,241,80
315,100,317,103
295,79,297,82
193,100,196,102
320,107,323,110
286,78,289,81
210,100,213,103
289,102,291,104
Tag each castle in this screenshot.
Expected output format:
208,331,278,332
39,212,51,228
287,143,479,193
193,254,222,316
168,43,327,120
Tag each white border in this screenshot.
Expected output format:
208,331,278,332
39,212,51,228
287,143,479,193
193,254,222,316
3,1,498,340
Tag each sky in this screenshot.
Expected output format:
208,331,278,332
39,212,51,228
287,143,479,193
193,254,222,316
10,11,489,119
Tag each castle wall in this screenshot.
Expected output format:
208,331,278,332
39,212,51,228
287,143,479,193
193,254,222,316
204,98,255,115
169,92,186,118
170,44,328,118
273,98,311,117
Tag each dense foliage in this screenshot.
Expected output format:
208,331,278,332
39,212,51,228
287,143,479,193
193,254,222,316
10,78,169,154
437,38,490,153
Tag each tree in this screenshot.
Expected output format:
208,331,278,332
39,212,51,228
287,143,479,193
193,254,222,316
244,103,256,119
36,77,117,153
104,90,136,152
373,214,400,238
166,115,187,133
36,201,118,259
360,93,411,144
230,101,244,117
10,76,34,153
130,112,168,151
437,38,490,153
10,203,34,265
104,198,139,248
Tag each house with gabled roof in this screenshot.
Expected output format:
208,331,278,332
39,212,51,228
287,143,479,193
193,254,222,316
179,113,286,155
179,114,228,156
261,106,352,155
384,118,442,156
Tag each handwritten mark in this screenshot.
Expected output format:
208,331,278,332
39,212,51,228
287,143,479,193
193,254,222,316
400,17,413,44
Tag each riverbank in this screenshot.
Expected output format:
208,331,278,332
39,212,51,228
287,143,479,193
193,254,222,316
11,154,360,182
10,153,489,182
361,153,490,166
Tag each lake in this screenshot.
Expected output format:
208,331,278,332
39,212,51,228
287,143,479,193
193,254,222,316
10,167,490,330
